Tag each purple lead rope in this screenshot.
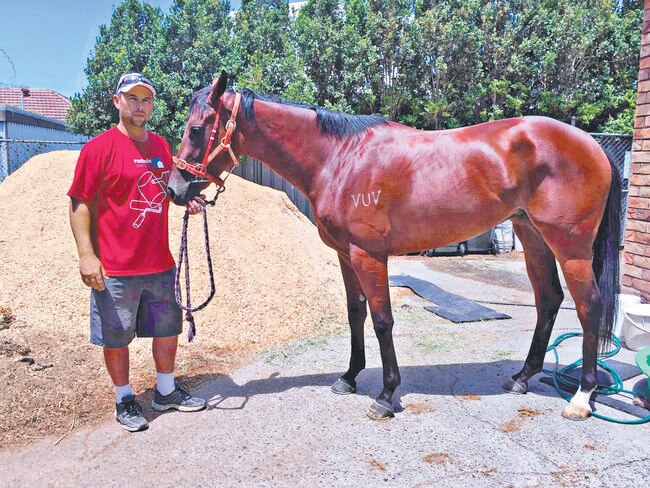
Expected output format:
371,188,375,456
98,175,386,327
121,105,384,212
175,206,216,342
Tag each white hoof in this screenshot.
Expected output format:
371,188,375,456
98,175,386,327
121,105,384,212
562,389,593,421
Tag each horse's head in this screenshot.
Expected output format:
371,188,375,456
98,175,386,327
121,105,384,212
168,70,237,205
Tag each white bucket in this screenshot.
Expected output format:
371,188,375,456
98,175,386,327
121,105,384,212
614,294,641,340
622,303,650,351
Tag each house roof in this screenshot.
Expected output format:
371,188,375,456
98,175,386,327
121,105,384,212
0,88,71,122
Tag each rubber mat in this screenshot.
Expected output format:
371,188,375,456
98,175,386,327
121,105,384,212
389,274,511,323
539,359,649,418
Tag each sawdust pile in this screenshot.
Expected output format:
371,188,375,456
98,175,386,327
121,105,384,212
0,151,346,448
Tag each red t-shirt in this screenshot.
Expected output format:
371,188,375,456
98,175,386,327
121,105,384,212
68,126,175,276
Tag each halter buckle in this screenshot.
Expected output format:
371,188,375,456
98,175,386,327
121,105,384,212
175,158,188,170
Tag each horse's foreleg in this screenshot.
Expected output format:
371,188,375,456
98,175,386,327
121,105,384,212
348,245,399,419
331,253,368,395
503,218,564,394
557,257,603,421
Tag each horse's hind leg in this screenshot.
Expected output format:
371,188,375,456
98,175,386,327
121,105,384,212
503,216,565,395
524,218,605,420
555,255,603,420
331,253,368,395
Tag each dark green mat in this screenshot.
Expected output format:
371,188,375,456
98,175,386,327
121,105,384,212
389,274,511,323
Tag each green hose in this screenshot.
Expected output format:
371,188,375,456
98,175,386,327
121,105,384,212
543,332,650,424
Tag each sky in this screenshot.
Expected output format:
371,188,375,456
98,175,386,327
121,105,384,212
0,0,244,98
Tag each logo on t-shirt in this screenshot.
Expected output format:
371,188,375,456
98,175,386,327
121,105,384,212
133,157,165,169
130,171,170,228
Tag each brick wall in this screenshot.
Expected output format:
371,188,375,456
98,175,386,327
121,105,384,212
623,0,650,300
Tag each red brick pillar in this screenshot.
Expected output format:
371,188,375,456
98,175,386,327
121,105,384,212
624,0,650,301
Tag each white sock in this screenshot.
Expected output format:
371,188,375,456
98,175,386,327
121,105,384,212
156,372,175,396
114,383,133,404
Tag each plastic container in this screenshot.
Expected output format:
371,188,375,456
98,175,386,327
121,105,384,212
614,294,641,340
493,220,513,254
622,303,650,351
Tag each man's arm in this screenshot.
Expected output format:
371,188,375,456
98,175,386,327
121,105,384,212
69,198,106,290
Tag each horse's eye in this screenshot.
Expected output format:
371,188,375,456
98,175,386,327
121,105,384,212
190,126,202,138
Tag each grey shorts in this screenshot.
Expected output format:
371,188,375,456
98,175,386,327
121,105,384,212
90,268,182,348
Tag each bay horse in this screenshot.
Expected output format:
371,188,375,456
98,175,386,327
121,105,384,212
167,71,621,421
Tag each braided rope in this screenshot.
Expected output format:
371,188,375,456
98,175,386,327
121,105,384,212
175,206,216,342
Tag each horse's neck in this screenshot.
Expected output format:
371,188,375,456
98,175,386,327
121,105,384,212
230,94,326,196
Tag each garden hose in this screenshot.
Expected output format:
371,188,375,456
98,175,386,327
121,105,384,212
543,332,650,424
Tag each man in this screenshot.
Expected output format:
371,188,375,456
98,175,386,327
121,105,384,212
68,72,206,432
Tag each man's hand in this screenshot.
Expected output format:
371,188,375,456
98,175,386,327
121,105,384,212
79,254,106,291
186,195,206,215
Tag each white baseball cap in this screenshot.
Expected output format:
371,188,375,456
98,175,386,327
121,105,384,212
115,72,156,96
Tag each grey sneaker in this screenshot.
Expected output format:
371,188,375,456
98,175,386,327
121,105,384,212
151,384,206,412
115,395,148,432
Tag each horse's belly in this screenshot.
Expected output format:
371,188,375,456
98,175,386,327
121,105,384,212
385,202,512,255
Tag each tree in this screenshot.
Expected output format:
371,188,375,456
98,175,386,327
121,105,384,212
364,0,417,118
411,0,486,129
292,0,378,112
600,0,643,133
67,0,641,136
514,0,641,130
67,0,166,136
153,0,236,145
232,0,315,102
293,0,347,109
407,0,640,132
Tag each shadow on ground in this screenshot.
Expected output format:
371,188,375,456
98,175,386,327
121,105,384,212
149,360,568,417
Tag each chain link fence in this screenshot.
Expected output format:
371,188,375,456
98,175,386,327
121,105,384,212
0,105,88,182
591,133,633,245
591,133,633,178
0,138,87,182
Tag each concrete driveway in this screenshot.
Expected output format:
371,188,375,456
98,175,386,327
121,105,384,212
1,255,648,487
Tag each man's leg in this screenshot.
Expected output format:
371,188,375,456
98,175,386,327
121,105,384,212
92,277,147,432
151,334,205,412
104,346,135,419
104,346,130,387
103,345,148,432
145,269,205,412
152,335,178,374
152,335,178,396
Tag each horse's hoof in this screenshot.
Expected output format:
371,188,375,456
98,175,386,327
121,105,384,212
502,377,528,395
366,400,394,420
331,377,356,395
561,402,592,421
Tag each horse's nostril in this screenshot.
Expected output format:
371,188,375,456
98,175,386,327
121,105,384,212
167,187,176,200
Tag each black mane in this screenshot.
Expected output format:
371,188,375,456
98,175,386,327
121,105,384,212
241,89,387,138
190,86,387,139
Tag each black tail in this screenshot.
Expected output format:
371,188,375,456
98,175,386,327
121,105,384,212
592,154,622,351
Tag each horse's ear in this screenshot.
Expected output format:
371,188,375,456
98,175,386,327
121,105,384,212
208,70,228,109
